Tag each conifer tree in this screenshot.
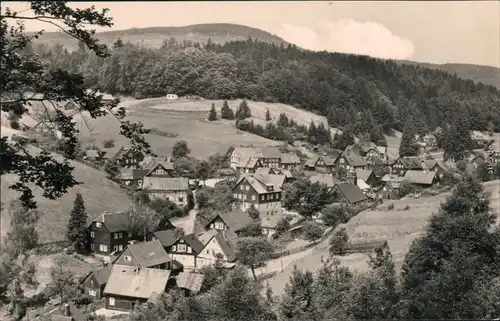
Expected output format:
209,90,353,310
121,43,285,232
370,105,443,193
399,118,420,156
208,103,217,121
220,100,234,120
236,99,252,120
266,108,271,121
67,193,89,253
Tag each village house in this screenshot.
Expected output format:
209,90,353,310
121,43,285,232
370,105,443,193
330,182,370,206
103,265,171,312
391,156,423,177
46,303,85,321
79,265,112,301
111,147,145,169
260,213,301,239
217,167,237,180
167,230,236,270
281,152,301,171
232,174,283,214
88,211,148,257
423,160,449,180
196,210,253,236
228,146,282,169
308,173,340,191
403,170,439,188
112,239,172,270
304,155,339,173
235,157,264,179
171,272,205,297
254,167,295,184
31,120,63,140
82,149,107,165
140,176,190,207
153,229,183,251
415,133,437,148
115,168,149,187
374,177,404,200
356,169,379,188
343,151,369,170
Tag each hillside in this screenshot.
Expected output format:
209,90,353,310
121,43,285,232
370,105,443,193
33,23,288,50
69,97,325,159
38,36,500,139
266,180,500,295
400,60,500,88
0,147,135,245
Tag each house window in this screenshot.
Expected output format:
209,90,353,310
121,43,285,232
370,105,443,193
233,193,237,198
90,243,94,251
206,250,210,254
187,247,192,254
96,222,102,228
177,244,187,252
172,245,177,251
215,222,225,230
99,244,108,252
109,297,115,306
178,197,184,202
260,195,264,201
128,231,132,237
251,195,256,201
114,233,118,239
124,255,132,262
90,232,95,238
118,245,123,251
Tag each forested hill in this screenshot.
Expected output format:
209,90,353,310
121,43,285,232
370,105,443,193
32,24,288,49
35,38,500,136
398,60,500,89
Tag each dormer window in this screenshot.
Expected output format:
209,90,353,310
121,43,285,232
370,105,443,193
267,186,274,191
96,222,102,228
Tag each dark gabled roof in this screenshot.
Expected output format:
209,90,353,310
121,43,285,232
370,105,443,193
334,182,368,204
80,264,113,286
180,233,205,254
145,162,174,176
234,174,283,194
344,153,368,167
396,156,422,169
127,239,171,268
215,232,237,262
92,212,132,233
356,169,375,183
153,229,182,248
216,210,253,232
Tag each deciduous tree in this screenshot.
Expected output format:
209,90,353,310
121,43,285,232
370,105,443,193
236,236,274,280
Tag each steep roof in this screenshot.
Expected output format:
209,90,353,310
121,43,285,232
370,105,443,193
344,152,368,167
235,174,283,194
309,174,339,189
356,169,374,183
81,264,112,286
181,233,206,254
145,162,174,176
196,229,219,246
216,210,253,232
215,231,237,261
254,173,286,189
396,156,422,169
334,182,368,204
104,266,171,299
141,177,189,191
92,212,132,233
232,146,282,165
127,239,171,268
153,229,182,248
357,179,371,191
176,272,205,294
404,170,437,186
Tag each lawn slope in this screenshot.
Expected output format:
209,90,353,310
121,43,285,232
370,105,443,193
0,147,135,245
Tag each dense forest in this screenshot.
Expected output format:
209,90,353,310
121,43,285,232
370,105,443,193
33,37,500,134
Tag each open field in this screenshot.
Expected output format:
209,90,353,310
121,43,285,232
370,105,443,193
70,97,331,159
0,147,135,246
265,180,500,295
384,130,402,159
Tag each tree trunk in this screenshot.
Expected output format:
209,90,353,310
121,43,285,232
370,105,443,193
251,265,257,281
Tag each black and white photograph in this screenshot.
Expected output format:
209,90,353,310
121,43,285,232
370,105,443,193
1,1,499,320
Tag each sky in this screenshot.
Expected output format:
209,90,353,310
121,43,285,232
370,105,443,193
3,1,500,67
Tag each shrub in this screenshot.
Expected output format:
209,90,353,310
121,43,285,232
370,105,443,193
388,203,395,210
404,204,411,210
10,120,20,130
103,139,115,148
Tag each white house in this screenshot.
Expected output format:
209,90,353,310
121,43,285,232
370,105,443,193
166,94,179,100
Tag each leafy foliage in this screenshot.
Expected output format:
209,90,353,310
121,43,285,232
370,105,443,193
236,236,274,280
0,2,154,208
302,221,324,244
329,227,350,255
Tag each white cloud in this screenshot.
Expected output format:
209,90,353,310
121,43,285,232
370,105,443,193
275,19,415,60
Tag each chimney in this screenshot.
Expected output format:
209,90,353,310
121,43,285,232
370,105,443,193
63,303,71,317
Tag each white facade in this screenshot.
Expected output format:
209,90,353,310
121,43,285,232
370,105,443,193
196,236,229,269
147,190,188,207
